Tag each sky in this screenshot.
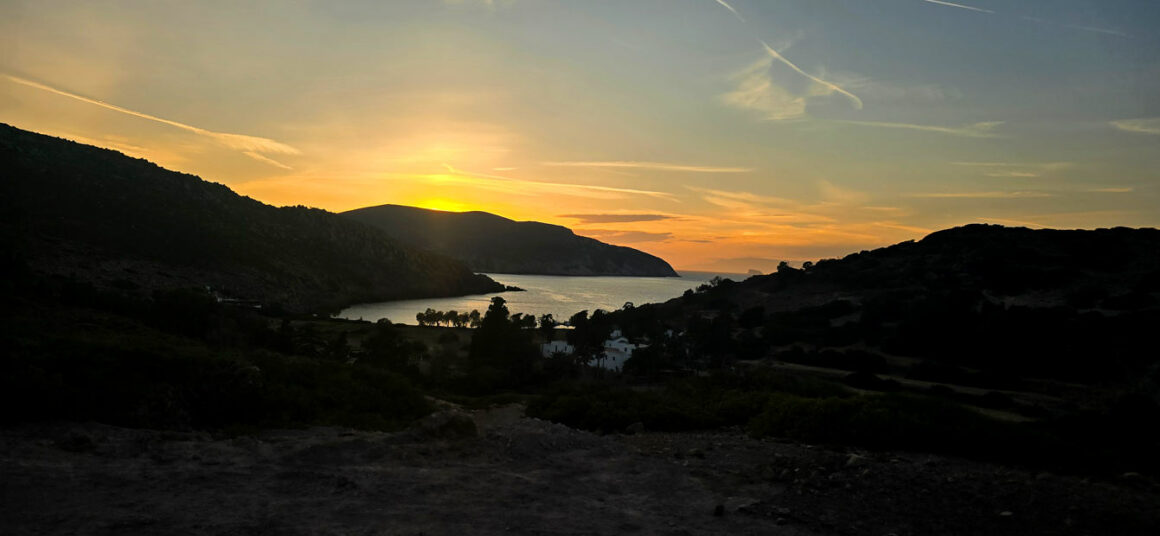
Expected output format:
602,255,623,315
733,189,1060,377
2,0,1158,272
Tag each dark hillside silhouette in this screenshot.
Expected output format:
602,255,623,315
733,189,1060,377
618,224,1160,384
342,204,678,276
0,124,504,312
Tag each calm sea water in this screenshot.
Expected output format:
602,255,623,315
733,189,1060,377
337,271,744,324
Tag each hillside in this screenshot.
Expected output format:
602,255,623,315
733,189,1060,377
342,204,678,277
616,224,1160,384
0,124,504,312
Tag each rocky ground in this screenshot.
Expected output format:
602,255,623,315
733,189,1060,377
2,406,1157,535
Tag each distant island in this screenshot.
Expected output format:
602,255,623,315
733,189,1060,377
342,204,679,277
0,124,505,313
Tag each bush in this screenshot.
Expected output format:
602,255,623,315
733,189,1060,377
0,311,432,431
747,392,1051,464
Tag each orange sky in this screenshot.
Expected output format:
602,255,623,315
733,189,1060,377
3,1,1157,272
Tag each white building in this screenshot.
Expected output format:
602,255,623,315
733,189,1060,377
599,336,646,371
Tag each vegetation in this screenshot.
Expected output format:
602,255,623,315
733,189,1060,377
0,280,431,432
416,308,482,328
0,123,505,314
3,133,1158,480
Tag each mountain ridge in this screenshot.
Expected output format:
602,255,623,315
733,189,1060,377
342,204,679,277
0,123,505,313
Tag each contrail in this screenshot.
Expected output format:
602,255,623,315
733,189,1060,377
760,41,863,110
921,0,993,14
542,161,752,173
3,73,298,168
714,0,746,23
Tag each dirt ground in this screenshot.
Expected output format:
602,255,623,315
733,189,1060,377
2,406,1157,535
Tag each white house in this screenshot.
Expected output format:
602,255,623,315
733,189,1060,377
599,336,646,371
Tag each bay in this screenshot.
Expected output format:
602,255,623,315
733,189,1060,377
337,271,745,324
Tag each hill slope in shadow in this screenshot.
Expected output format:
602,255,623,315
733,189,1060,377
0,124,504,312
342,204,678,277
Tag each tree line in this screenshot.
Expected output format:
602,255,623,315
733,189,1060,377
415,307,557,332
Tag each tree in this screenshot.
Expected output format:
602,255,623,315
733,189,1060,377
539,313,557,339
468,296,537,387
447,309,460,328
468,309,482,329
360,319,424,373
417,307,438,327
567,310,612,368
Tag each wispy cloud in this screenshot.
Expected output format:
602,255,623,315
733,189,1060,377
241,151,294,170
442,0,517,9
917,2,1129,38
579,230,674,244
721,57,810,121
713,0,746,23
839,120,1004,138
3,74,299,168
920,0,993,15
720,43,863,122
559,213,677,224
906,191,1053,199
1086,187,1134,193
760,41,863,111
686,186,795,208
1022,17,1129,38
542,161,752,173
952,161,1073,178
1110,118,1160,135
441,164,678,201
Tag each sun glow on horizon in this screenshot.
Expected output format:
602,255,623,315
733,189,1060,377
2,0,1157,274
412,198,477,213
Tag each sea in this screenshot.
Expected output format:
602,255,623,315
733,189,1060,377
337,271,746,324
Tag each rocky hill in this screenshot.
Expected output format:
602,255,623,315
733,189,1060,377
619,224,1160,384
342,204,678,277
0,124,504,312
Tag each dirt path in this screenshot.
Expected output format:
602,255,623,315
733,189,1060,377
2,413,1157,535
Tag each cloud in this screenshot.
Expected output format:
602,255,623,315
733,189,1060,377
542,161,752,173
952,161,1071,169
952,161,1073,178
241,151,294,170
906,191,1053,199
1110,118,1160,135
846,79,962,104
720,57,810,121
917,3,1128,38
579,230,674,243
713,0,746,23
760,41,863,111
920,0,993,14
3,73,298,168
686,186,795,208
839,120,1004,138
1086,187,1134,193
721,41,864,122
1022,17,1129,38
441,164,678,201
559,213,677,224
443,0,517,8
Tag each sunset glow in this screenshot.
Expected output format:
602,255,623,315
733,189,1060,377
3,0,1157,272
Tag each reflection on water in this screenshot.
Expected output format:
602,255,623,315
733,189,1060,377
338,272,742,324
